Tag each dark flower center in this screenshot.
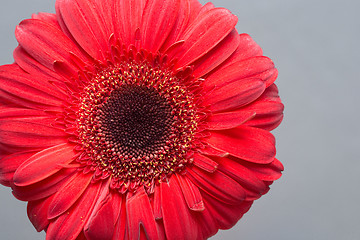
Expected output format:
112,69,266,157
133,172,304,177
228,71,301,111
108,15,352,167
75,60,200,193
98,84,174,158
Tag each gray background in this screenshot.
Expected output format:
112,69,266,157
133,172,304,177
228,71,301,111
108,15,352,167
1,0,359,239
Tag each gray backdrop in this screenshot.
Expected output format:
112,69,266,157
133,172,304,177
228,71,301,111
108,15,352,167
1,0,359,239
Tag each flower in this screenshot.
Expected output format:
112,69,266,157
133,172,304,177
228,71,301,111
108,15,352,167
0,0,284,239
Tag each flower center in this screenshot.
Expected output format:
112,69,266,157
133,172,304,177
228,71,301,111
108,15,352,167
99,84,174,158
75,60,199,193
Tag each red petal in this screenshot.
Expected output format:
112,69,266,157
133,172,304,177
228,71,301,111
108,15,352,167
56,0,111,62
188,0,203,22
153,186,162,219
0,89,59,111
197,2,215,15
75,232,87,240
0,119,67,149
126,187,160,240
193,205,218,239
246,110,284,131
243,84,284,130
12,168,75,201
0,151,35,187
186,167,245,204
202,78,266,112
0,64,64,107
113,0,147,47
161,0,203,56
30,12,74,68
94,0,115,39
206,126,276,163
223,33,263,65
141,0,180,53
0,108,52,121
203,192,253,229
85,187,123,240
174,8,237,69
197,145,229,158
48,172,92,219
215,156,268,200
13,47,65,87
46,182,102,240
256,84,282,103
206,110,256,130
176,174,204,211
0,142,16,158
53,60,79,80
203,56,276,90
155,221,167,240
13,144,75,186
55,0,78,44
192,29,240,78
160,0,192,52
15,18,86,71
192,153,218,173
94,0,115,36
112,194,128,240
31,12,60,27
241,158,284,181
160,176,198,240
27,194,55,232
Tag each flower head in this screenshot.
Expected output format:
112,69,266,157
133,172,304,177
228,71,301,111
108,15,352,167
0,0,284,239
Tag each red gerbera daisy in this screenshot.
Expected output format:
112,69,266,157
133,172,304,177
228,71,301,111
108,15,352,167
0,0,284,239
